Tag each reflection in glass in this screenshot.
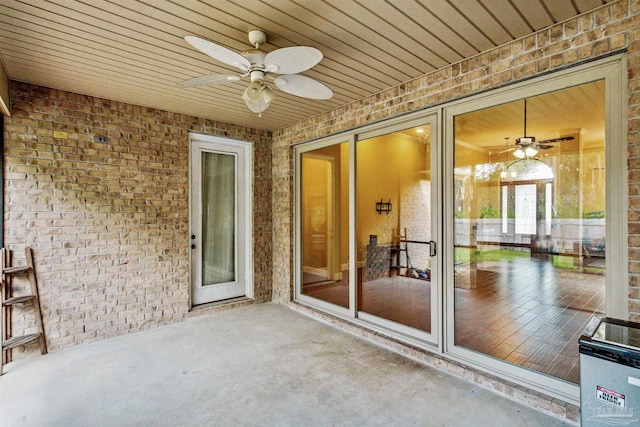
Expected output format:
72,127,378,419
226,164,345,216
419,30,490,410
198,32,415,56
357,125,432,332
453,81,606,384
300,143,350,308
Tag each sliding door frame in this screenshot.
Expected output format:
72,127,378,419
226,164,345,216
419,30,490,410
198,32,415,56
442,53,627,405
294,111,442,347
355,113,441,346
293,52,626,406
294,134,356,319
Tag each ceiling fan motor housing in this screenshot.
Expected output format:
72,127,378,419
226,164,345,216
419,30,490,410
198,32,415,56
248,30,267,48
517,136,535,145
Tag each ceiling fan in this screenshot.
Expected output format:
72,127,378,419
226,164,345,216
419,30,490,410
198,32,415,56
178,30,333,116
502,99,574,159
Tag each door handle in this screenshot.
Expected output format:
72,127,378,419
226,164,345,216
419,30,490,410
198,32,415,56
429,241,437,257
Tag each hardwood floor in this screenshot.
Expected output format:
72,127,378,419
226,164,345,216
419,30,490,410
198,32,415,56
302,280,349,308
302,257,604,384
360,276,431,332
455,257,603,384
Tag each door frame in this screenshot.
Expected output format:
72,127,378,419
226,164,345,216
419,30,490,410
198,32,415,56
189,132,253,306
300,153,338,282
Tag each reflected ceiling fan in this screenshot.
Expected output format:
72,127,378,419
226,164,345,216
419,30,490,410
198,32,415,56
179,30,333,116
501,99,574,159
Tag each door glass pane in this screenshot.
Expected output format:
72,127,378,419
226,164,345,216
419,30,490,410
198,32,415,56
453,81,605,384
300,142,350,308
357,125,433,332
202,152,235,285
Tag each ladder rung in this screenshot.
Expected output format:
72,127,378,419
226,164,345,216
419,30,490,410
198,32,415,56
3,333,42,350
1,247,47,374
3,295,36,306
3,266,30,274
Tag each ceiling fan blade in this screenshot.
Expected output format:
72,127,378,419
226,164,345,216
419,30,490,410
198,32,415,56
177,74,241,88
498,147,516,154
185,36,251,72
244,98,271,114
537,136,575,144
537,144,554,150
265,46,323,74
274,75,333,99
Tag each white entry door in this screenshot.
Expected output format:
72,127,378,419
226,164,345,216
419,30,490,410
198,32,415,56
190,133,252,305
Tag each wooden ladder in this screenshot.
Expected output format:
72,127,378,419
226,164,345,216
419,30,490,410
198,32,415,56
1,247,47,375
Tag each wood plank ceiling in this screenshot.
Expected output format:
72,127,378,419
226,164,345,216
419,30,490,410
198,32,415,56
0,0,614,132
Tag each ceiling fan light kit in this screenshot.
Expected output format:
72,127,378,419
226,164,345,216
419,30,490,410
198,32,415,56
494,99,575,159
180,30,333,116
513,146,538,159
242,81,263,103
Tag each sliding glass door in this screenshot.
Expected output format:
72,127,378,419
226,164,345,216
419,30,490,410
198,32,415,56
356,120,439,339
452,82,606,384
296,116,440,343
298,141,351,309
444,55,626,402
295,54,625,403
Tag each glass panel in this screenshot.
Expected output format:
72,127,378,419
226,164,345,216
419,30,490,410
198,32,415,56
357,125,432,332
515,184,536,234
202,152,235,285
453,81,605,384
300,143,350,308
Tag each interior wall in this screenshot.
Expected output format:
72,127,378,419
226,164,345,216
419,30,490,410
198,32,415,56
357,134,403,248
357,132,429,252
272,0,640,318
3,81,273,354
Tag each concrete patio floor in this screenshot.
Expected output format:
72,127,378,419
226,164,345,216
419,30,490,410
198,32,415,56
0,303,570,426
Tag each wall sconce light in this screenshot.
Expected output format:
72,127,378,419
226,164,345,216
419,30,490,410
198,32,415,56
376,199,392,214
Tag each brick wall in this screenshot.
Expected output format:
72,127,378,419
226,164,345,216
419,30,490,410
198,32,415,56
3,82,272,353
273,0,640,318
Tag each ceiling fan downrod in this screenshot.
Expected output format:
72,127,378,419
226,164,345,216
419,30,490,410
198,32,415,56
248,30,267,49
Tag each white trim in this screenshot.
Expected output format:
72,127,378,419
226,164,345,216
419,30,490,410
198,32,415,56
189,132,253,305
